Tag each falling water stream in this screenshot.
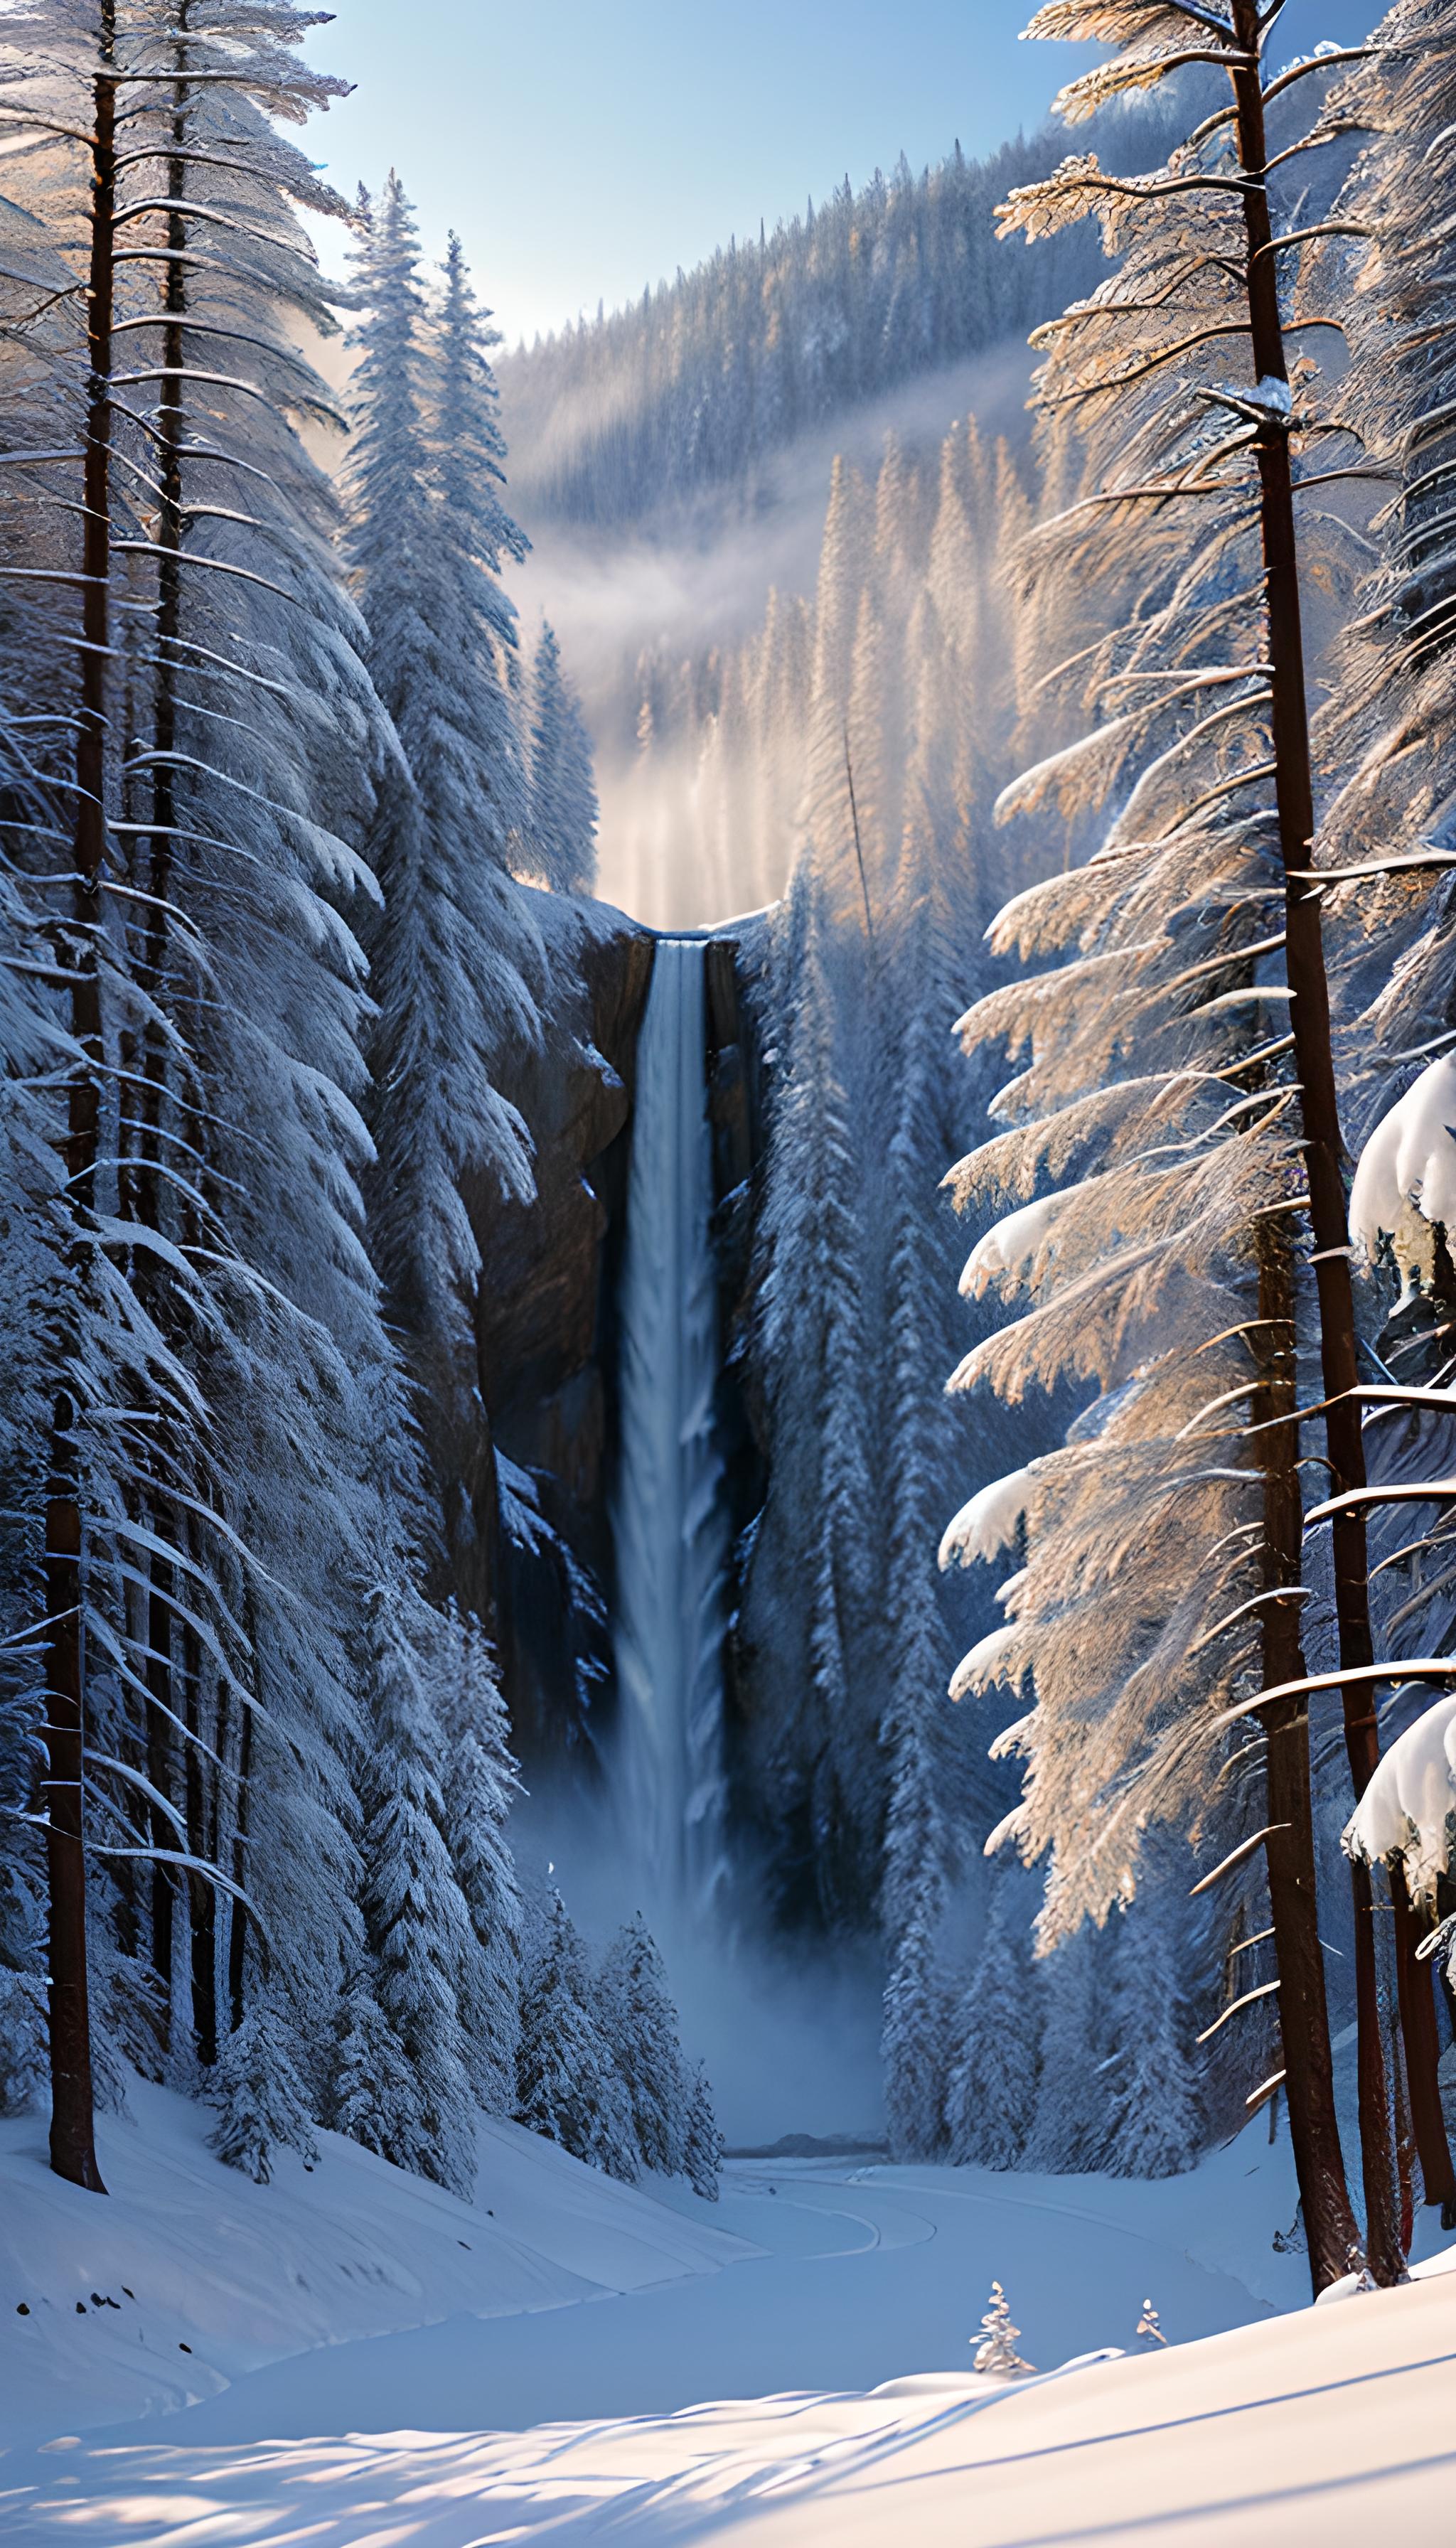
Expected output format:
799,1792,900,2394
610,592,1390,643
611,937,731,1921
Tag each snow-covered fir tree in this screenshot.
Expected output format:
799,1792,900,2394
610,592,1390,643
525,619,599,894
1101,1893,1202,2183
436,1610,523,2116
352,1577,482,2194
515,1892,636,2180
746,864,875,1923
683,2063,724,2200
346,177,540,1430
601,1915,691,2178
208,1987,318,2186
1022,1930,1112,2178
944,1875,1043,2170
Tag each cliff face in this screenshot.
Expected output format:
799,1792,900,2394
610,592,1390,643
459,896,654,1768
436,901,770,1787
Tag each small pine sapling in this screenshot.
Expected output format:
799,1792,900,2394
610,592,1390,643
972,2281,1034,2377
1136,2300,1167,2351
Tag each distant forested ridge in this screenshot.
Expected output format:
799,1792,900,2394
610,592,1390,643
499,107,1183,529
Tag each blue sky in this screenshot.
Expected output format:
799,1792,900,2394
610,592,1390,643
307,2,1379,348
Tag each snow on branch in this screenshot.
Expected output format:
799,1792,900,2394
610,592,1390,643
994,710,1149,828
939,1468,1035,1572
950,1622,1023,1705
1349,1051,1456,1263
1024,4,1236,47
998,154,1249,249
1343,1691,1456,1912
1052,44,1251,130
959,1190,1074,1299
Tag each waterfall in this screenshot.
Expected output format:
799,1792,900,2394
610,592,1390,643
611,937,730,1920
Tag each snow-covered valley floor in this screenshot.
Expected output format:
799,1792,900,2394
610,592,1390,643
2,2082,1452,2543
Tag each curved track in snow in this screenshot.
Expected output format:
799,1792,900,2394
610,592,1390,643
69,2148,1291,2451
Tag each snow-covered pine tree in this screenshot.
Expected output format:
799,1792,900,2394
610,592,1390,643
429,225,535,885
0,0,354,2187
346,180,540,1505
208,1984,318,2185
1101,1888,1202,2181
987,0,1448,2281
1023,1928,1112,2175
105,0,390,2125
0,0,166,2193
354,1575,480,2194
1312,3,1456,2227
746,862,876,1922
683,2062,724,2200
880,639,1031,2154
0,778,71,2122
972,2281,1034,2375
515,1891,635,2180
944,1874,1042,2169
941,1,1425,2281
879,871,963,2159
845,587,894,905
435,1607,523,2116
881,1711,952,2161
601,1915,691,2178
525,619,599,894
330,1955,421,2160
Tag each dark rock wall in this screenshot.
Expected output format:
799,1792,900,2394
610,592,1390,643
703,924,773,1837
461,899,654,1769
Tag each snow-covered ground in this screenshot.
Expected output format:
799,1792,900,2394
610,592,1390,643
11,2263,1450,2547
3,2081,1452,2544
0,2079,751,2452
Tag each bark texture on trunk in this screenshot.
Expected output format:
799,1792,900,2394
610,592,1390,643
139,8,193,2056
43,4,118,2195
1228,0,1407,2283
1391,1868,1456,2222
1255,1231,1358,2290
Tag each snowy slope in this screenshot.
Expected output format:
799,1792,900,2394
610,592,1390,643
9,2087,1443,2546
0,2102,1321,2458
0,2079,754,2450
53,2130,1304,2458
5,2235,1456,2544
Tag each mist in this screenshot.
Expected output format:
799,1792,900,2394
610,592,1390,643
504,338,1036,926
510,1779,886,2148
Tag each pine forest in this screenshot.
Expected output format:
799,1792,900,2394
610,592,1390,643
6,5,1456,2537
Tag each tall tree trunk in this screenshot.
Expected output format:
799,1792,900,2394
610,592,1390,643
228,1694,252,2034
43,1,119,2195
1254,1227,1358,2289
183,1594,216,2067
1391,1870,1456,2224
1228,0,1413,2281
227,1553,260,2035
139,4,194,2050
